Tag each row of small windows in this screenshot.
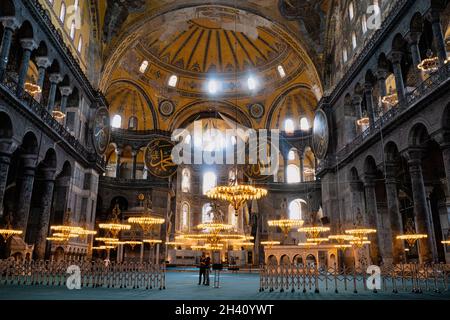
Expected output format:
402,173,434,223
49,0,83,54
284,117,310,133
181,169,239,194
111,114,138,130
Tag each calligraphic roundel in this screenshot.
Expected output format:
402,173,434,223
144,138,177,178
312,109,329,160
92,107,111,155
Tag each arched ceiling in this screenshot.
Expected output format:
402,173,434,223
100,2,326,131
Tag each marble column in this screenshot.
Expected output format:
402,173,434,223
363,175,381,264
131,150,137,180
14,154,37,235
384,162,404,263
364,82,376,127
47,73,62,111
388,51,406,103
17,39,38,95
59,86,72,113
408,148,433,263
115,148,122,178
0,139,12,218
34,168,56,259
140,243,144,263
34,56,51,103
426,10,448,66
349,179,364,225
0,17,19,79
156,243,160,265
405,32,424,84
299,153,304,182
352,94,363,119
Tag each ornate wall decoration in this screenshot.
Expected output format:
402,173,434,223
159,100,175,117
312,109,329,160
92,107,111,155
249,103,265,119
144,138,177,178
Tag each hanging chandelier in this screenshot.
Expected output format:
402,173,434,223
418,49,439,73
48,209,97,242
206,181,268,212
24,82,41,95
98,203,131,237
344,211,376,249
298,242,318,247
396,218,427,248
298,212,330,240
127,195,165,234
306,237,330,245
0,215,23,242
261,241,281,248
268,219,304,237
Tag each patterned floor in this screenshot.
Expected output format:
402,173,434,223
0,271,449,300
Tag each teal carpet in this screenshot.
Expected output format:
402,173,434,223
0,272,449,300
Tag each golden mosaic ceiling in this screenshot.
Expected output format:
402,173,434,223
101,5,323,131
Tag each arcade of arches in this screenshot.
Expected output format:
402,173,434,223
0,0,449,270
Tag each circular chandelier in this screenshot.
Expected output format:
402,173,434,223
206,182,268,212
306,237,330,245
298,242,318,247
442,240,450,245
98,203,131,237
268,219,304,237
48,209,97,243
396,218,427,248
261,241,280,248
298,226,330,239
0,217,23,242
144,239,163,245
418,50,439,73
24,82,41,95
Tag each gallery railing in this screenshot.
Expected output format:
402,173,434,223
0,74,105,168
0,260,166,290
259,263,449,294
319,63,450,172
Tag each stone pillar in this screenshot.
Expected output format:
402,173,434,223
408,148,433,263
59,86,72,113
364,82,376,127
0,139,12,218
0,17,19,79
352,94,363,119
405,32,425,83
376,69,389,112
140,243,144,263
131,150,137,180
349,180,364,225
426,10,448,66
156,243,160,265
384,162,404,263
14,154,37,234
363,175,381,264
34,168,56,259
34,57,51,103
17,39,38,95
47,73,62,111
439,141,450,196
115,148,122,178
388,51,406,103
299,153,304,182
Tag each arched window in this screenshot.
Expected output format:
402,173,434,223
228,169,236,183
128,116,138,130
348,2,354,20
139,60,148,73
288,149,296,161
287,164,301,183
343,48,348,63
168,75,178,87
202,203,213,223
203,171,217,195
277,65,286,78
59,2,66,23
77,36,83,53
284,118,295,134
181,202,189,231
181,168,190,193
362,15,368,34
300,117,310,131
352,32,357,49
289,199,306,220
112,114,122,128
70,20,76,39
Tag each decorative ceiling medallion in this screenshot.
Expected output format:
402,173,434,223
312,109,329,160
92,107,111,155
159,100,175,117
249,103,265,119
144,138,177,178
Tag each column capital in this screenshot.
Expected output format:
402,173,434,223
388,51,403,64
19,38,38,51
364,82,374,92
405,31,422,45
0,17,20,30
376,69,389,81
407,147,424,161
59,86,73,97
49,73,63,84
352,94,363,104
384,161,398,182
35,56,52,69
363,174,376,187
20,153,37,175
425,9,441,24
41,167,56,181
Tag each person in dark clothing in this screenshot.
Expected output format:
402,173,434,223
198,252,206,285
204,255,211,286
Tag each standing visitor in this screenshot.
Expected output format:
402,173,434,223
198,252,206,285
